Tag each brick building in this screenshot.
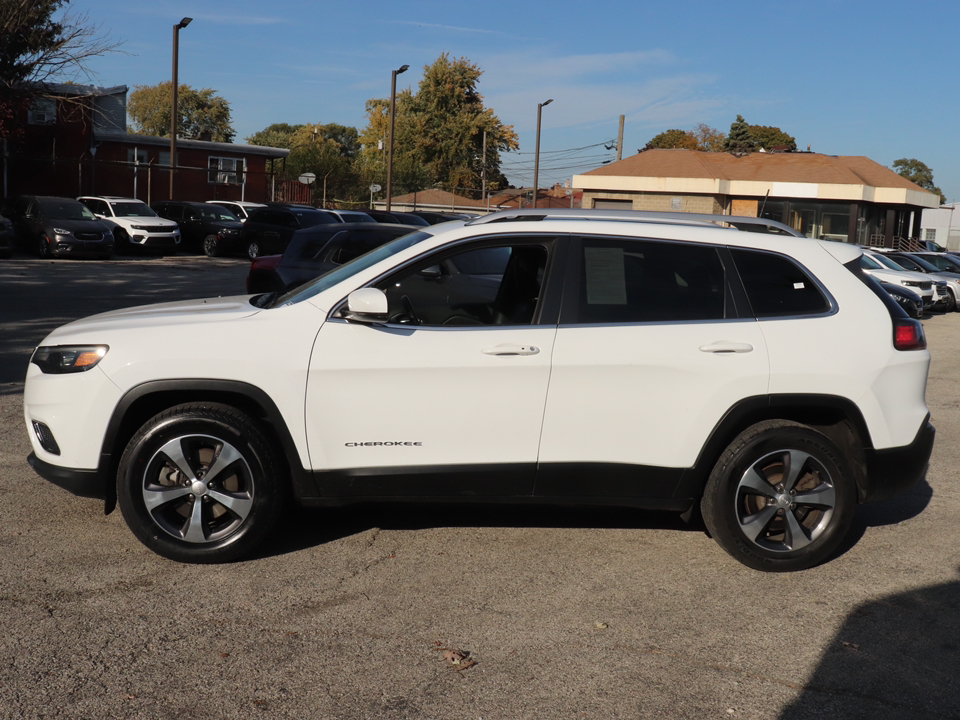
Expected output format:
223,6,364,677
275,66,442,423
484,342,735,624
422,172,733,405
2,84,288,205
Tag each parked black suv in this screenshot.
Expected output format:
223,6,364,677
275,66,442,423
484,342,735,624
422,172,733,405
239,205,342,258
151,201,243,257
1,195,115,259
246,222,416,294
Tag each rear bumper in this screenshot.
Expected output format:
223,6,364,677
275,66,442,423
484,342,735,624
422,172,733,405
27,452,108,499
861,418,935,503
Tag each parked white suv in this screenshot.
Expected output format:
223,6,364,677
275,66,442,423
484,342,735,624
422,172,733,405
78,196,180,252
24,209,935,571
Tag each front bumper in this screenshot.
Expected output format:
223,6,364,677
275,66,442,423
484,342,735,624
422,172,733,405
861,418,935,503
28,451,108,499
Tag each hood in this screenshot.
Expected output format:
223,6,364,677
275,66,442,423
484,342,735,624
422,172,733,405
208,220,243,232
42,295,260,343
46,218,112,233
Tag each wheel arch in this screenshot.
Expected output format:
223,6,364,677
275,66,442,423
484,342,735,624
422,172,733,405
98,379,316,513
676,394,873,503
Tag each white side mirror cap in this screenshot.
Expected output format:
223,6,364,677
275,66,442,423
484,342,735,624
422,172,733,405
344,288,388,322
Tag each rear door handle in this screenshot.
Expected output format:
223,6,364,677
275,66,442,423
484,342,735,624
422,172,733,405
482,344,540,356
699,342,754,354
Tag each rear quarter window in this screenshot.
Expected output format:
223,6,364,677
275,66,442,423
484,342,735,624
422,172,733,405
730,248,831,317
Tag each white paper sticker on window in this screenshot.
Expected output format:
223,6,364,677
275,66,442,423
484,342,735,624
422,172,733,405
793,282,805,290
584,247,627,304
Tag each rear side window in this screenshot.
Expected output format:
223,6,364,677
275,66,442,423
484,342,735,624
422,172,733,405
570,237,725,324
730,248,830,317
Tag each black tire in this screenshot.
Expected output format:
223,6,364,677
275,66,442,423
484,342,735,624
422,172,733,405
946,289,958,313
38,235,52,258
247,241,259,260
117,402,286,563
203,234,221,257
701,420,856,572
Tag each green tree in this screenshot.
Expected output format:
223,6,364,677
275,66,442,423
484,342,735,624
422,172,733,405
645,128,698,150
245,122,304,149
128,82,234,142
360,54,518,195
748,124,797,151
723,115,756,153
0,0,121,138
893,158,945,203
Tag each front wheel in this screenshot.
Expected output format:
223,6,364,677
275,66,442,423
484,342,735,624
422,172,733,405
203,234,221,257
701,420,856,572
117,402,286,563
38,235,53,258
946,289,958,313
247,241,259,260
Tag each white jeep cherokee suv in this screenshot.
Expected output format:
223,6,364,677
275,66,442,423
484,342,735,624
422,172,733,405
24,209,935,571
77,196,180,252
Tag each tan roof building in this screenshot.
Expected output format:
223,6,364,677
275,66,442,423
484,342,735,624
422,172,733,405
385,188,488,213
573,149,940,246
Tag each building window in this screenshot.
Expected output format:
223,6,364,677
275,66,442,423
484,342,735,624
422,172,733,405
208,156,246,185
925,228,937,241
126,149,148,165
28,98,56,125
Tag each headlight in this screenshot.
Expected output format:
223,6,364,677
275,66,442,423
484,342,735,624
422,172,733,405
904,281,923,288
30,345,109,374
53,227,72,236
131,224,146,230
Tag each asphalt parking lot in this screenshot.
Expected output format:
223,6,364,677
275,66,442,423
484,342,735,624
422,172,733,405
1,255,959,720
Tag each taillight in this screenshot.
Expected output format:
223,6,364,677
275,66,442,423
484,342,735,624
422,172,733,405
893,319,927,350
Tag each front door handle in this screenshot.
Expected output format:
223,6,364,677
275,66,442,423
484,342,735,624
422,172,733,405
482,344,540,356
699,341,754,354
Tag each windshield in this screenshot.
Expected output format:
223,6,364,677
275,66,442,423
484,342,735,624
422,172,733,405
872,253,909,271
264,230,434,308
200,206,239,222
44,200,97,221
111,202,157,218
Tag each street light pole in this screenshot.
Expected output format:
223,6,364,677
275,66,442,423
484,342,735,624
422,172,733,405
169,17,192,200
532,98,552,209
385,64,408,212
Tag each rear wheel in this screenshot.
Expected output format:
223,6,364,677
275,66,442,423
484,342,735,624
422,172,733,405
701,420,856,572
247,241,259,260
117,402,286,563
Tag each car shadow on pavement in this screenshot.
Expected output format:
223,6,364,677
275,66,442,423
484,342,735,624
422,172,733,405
829,477,934,563
259,477,935,566
258,502,697,561
778,569,960,720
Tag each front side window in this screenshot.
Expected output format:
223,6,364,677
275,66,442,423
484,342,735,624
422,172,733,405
569,237,725,324
731,248,830,317
375,242,549,326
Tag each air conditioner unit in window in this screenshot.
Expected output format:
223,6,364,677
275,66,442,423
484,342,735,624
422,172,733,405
29,112,55,125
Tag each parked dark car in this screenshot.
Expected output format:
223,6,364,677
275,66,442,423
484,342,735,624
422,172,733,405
0,212,14,258
879,281,923,319
1,195,115,259
246,223,415,294
151,201,243,256
239,205,341,259
409,210,477,225
364,209,430,226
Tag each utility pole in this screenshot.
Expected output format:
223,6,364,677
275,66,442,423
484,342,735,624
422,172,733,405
617,115,624,161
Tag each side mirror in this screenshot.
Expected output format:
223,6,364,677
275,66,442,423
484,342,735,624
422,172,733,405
342,288,388,323
419,265,442,279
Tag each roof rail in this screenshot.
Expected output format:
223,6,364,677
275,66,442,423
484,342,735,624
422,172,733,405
467,208,804,238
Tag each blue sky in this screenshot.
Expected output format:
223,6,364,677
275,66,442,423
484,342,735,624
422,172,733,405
70,0,960,198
